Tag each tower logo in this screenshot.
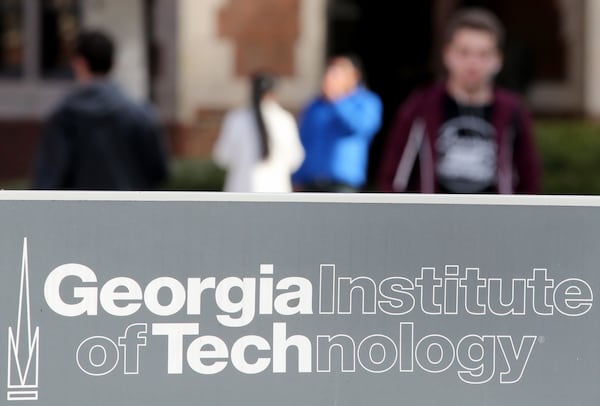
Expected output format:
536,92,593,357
7,239,39,401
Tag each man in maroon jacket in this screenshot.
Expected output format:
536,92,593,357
378,8,541,194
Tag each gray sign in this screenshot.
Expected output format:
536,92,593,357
0,193,598,405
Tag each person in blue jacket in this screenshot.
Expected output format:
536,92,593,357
293,55,383,192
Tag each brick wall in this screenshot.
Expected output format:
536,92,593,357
0,121,42,184
170,109,226,158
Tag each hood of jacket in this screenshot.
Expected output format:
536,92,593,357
59,81,129,118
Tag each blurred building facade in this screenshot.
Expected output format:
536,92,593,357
1,0,599,182
0,0,163,181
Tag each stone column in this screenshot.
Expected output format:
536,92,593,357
584,0,600,117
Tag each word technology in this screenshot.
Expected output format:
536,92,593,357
43,263,593,384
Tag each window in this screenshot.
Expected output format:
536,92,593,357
0,0,24,77
40,0,81,79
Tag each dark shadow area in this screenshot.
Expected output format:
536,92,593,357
328,1,436,188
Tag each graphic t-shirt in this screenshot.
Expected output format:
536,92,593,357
435,93,497,194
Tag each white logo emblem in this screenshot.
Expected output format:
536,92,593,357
7,239,39,401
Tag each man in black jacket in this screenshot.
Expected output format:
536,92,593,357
34,30,169,190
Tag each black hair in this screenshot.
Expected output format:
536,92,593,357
74,30,115,75
251,72,277,161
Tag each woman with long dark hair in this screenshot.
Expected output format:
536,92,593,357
213,72,304,192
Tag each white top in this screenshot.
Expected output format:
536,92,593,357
0,191,596,207
212,100,305,192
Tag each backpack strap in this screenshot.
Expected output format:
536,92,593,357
393,118,426,192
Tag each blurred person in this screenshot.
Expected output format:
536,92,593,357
213,72,304,193
292,55,382,192
34,30,169,190
378,9,541,194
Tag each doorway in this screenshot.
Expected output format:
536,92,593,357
327,0,437,187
